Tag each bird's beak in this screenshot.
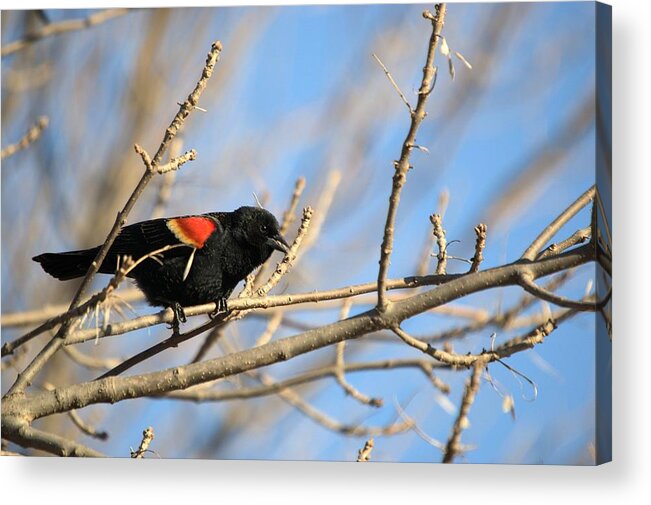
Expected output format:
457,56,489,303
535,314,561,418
266,233,290,254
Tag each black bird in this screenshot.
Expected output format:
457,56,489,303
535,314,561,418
33,206,290,325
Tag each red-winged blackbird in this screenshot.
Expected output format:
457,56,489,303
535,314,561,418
33,206,290,324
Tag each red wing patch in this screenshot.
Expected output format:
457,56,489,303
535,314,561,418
166,216,217,248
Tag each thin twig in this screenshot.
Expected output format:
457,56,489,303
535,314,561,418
215,330,392,437
418,271,574,342
469,223,487,272
190,326,225,364
391,313,566,368
1,9,130,57
377,4,447,311
163,358,448,403
521,185,595,260
248,176,310,302
430,213,447,275
155,148,197,174
334,301,384,407
357,439,374,462
151,139,183,219
394,400,448,451
442,360,483,463
0,116,49,159
417,190,449,276
0,344,27,372
2,417,105,457
518,272,599,311
256,372,411,437
296,171,339,257
537,226,591,260
256,207,314,297
130,426,154,458
56,271,460,347
335,342,383,407
191,271,258,363
63,346,121,371
0,288,488,330
255,311,283,347
372,53,413,114
67,411,109,441
280,177,307,235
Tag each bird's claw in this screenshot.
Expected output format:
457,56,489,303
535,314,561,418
167,302,187,331
209,298,229,320
174,302,187,323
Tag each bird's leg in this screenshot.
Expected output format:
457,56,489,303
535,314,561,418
174,302,187,323
167,302,187,332
209,298,229,319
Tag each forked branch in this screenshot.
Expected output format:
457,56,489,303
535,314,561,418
377,4,447,311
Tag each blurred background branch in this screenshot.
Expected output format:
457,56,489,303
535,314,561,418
1,8,130,57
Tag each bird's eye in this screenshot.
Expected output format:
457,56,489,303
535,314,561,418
260,224,268,234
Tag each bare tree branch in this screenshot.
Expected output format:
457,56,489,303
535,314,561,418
537,226,591,260
1,242,592,430
280,177,307,235
430,213,448,275
162,358,448,403
130,426,154,458
2,417,105,457
255,372,411,437
416,190,449,276
0,116,49,159
521,185,595,261
377,4,447,311
334,301,384,407
442,360,483,463
67,410,109,441
518,272,601,311
151,139,183,219
45,272,461,349
1,9,131,57
469,223,487,272
357,438,374,461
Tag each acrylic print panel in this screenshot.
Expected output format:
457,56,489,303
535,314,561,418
0,2,611,464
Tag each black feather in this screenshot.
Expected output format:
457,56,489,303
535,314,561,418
33,207,288,319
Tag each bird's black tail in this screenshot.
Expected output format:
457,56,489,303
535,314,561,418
33,247,101,281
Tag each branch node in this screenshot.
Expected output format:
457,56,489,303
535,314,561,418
430,213,447,275
470,223,487,272
357,438,374,462
130,426,155,458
